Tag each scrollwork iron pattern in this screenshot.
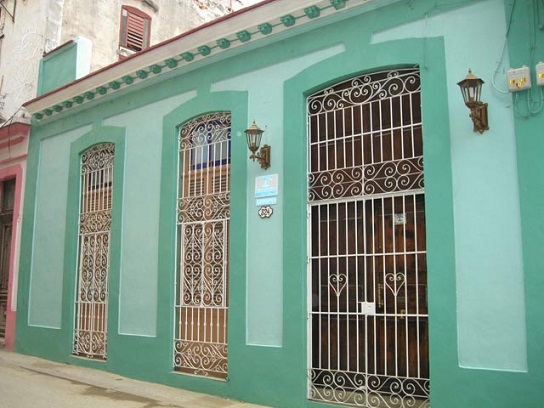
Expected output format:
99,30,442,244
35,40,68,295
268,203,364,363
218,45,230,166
80,143,115,174
174,340,228,377
175,113,230,378
73,330,107,358
308,69,423,201
179,112,231,150
73,143,114,360
309,157,423,201
180,222,227,307
308,69,420,115
79,211,112,234
77,234,110,304
178,192,230,224
310,369,430,408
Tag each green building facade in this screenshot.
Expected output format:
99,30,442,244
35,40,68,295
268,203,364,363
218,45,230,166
17,0,544,407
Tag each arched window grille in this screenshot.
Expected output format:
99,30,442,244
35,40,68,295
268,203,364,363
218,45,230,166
174,112,231,379
73,143,115,360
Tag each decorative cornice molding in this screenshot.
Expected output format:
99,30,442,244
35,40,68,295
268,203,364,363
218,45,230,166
25,0,373,121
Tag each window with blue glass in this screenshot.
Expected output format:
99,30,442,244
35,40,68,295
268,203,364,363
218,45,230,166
186,116,231,170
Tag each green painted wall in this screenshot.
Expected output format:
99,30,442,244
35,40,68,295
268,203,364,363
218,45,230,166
37,38,92,96
104,92,198,337
28,125,91,328
505,0,544,402
17,0,544,407
373,0,526,372
211,44,346,347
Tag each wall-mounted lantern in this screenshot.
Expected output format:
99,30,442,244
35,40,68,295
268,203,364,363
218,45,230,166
457,69,489,134
245,120,271,170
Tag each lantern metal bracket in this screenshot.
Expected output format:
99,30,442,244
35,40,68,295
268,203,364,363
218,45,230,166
466,101,489,134
250,144,271,170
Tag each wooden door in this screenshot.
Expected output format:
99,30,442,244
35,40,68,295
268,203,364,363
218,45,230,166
365,195,428,383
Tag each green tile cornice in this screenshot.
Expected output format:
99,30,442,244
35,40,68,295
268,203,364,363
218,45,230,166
198,45,212,56
281,14,296,27
32,0,356,121
217,38,231,49
181,52,194,62
136,70,149,79
236,30,252,42
331,0,347,9
258,23,273,35
150,64,163,74
305,6,321,18
165,58,178,68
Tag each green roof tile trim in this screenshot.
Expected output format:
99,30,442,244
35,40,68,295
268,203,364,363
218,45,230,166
150,64,163,74
136,70,148,79
237,30,252,42
33,0,355,120
281,14,296,27
165,58,178,68
217,38,231,49
181,52,194,62
305,6,321,18
331,0,347,9
53,105,63,112
258,23,273,35
198,45,211,56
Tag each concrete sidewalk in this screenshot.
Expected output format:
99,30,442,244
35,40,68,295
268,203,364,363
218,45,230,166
0,347,268,408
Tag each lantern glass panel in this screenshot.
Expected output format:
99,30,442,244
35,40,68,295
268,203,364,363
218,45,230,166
246,131,262,152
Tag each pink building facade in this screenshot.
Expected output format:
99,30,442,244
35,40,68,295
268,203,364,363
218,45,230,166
0,121,29,349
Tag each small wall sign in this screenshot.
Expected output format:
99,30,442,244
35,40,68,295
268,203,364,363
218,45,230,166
255,174,278,198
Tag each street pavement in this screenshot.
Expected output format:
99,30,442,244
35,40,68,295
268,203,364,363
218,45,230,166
0,347,268,408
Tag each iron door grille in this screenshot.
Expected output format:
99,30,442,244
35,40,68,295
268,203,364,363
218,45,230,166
307,69,430,407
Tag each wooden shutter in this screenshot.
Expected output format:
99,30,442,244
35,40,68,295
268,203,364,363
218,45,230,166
120,6,150,53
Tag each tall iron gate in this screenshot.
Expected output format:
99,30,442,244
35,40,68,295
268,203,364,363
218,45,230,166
73,143,115,360
174,112,231,379
307,69,429,407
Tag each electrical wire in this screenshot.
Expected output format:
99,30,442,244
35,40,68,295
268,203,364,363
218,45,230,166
0,107,23,130
491,0,517,94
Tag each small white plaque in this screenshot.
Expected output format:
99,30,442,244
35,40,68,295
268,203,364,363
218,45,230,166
360,301,376,315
